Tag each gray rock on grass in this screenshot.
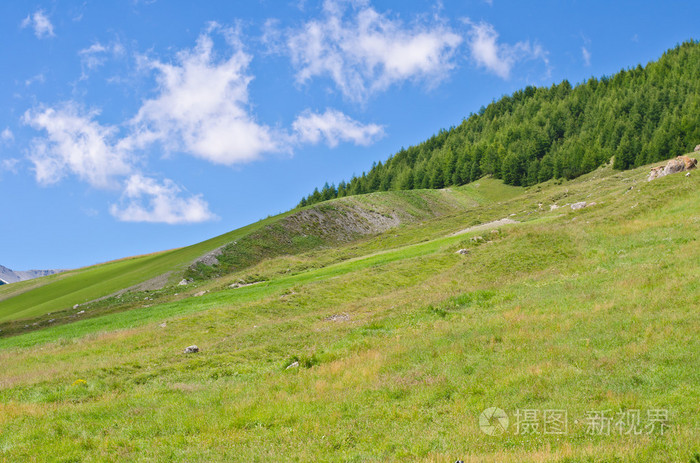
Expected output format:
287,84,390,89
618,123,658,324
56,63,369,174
184,345,199,354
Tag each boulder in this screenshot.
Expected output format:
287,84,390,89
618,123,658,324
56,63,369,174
193,290,207,297
178,279,189,286
648,166,665,181
184,345,199,354
679,155,698,170
663,158,687,175
455,249,470,255
649,155,697,181
571,202,587,210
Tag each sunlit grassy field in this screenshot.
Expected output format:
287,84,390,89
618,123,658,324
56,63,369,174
0,160,698,461
0,183,515,325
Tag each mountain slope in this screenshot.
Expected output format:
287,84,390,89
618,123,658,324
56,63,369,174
300,40,700,206
0,265,63,284
0,154,697,461
0,181,522,323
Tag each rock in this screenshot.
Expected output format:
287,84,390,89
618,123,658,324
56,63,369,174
649,155,698,181
178,279,189,286
550,204,560,211
663,158,687,175
159,322,167,328
48,319,55,323
679,155,698,170
184,345,199,354
193,290,207,297
686,172,691,177
694,144,700,152
470,235,484,243
648,165,665,181
325,313,350,322
571,202,587,210
286,361,299,370
77,310,85,314
455,249,470,255
73,304,80,309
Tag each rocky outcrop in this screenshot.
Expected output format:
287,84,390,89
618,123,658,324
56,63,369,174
648,155,697,181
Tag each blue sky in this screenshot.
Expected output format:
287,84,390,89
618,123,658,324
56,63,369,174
1,0,698,270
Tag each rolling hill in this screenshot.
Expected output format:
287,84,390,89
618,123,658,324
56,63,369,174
0,153,697,461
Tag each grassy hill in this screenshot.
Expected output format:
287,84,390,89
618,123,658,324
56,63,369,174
0,154,697,461
0,181,519,326
300,40,700,207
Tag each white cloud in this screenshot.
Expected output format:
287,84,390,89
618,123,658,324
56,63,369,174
285,0,462,101
1,158,20,175
25,73,46,87
22,104,131,189
22,24,390,224
125,25,281,165
1,128,14,143
466,20,548,79
79,41,126,79
109,174,217,224
23,104,217,224
21,10,55,39
293,109,384,147
581,46,591,66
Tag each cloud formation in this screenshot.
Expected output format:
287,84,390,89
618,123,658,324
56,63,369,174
581,46,591,66
1,128,13,143
126,24,281,165
286,0,462,101
78,41,126,79
21,10,55,39
466,20,548,79
23,104,131,189
1,158,20,175
109,174,217,224
293,109,384,147
23,104,215,224
22,23,389,223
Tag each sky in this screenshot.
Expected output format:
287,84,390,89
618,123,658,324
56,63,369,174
1,0,698,271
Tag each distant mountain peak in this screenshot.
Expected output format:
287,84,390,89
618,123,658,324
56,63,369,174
0,265,64,285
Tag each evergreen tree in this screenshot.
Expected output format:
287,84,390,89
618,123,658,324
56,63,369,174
297,41,700,207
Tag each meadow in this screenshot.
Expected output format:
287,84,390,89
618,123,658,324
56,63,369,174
0,159,698,461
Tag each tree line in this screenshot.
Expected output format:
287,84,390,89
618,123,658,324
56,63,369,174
299,40,700,207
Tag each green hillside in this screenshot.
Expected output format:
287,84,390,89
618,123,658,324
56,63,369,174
0,215,280,323
0,182,519,325
0,153,697,461
300,40,700,206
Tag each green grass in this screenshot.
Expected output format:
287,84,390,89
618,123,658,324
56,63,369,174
0,215,284,322
0,159,698,461
0,185,512,324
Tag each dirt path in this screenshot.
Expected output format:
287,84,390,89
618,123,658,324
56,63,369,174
449,218,519,236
